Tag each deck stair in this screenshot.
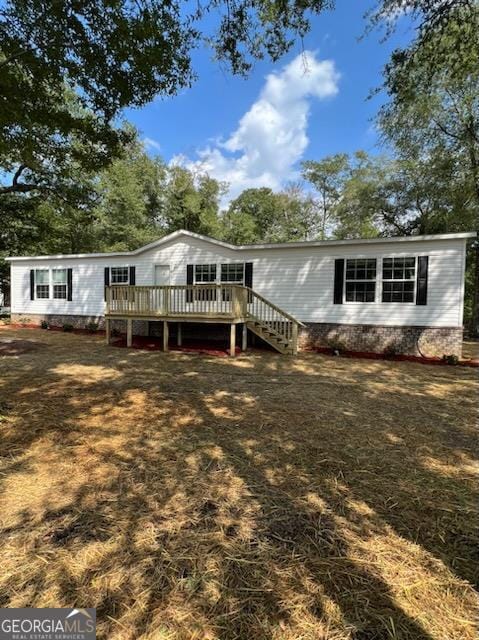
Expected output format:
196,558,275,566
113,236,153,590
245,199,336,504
245,288,304,355
247,318,294,354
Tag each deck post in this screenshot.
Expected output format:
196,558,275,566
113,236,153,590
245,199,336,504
163,320,169,352
230,323,236,357
242,323,247,351
292,322,298,356
177,323,182,347
105,318,110,344
127,319,132,347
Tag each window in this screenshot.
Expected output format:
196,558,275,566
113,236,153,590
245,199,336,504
52,269,67,299
194,264,217,301
35,269,49,299
220,263,244,284
382,257,415,303
345,259,376,302
194,264,217,283
110,267,129,284
220,263,245,301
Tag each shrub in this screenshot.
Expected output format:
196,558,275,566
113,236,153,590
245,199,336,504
86,322,99,333
327,339,347,356
442,354,459,366
18,317,30,326
383,345,399,358
40,320,50,330
62,323,74,332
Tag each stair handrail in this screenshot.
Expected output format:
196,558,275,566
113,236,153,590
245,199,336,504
243,286,306,327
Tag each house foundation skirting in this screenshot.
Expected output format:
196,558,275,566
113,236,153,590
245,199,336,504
298,323,463,358
10,313,150,336
11,314,463,357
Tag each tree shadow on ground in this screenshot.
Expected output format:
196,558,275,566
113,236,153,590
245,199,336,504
0,329,477,639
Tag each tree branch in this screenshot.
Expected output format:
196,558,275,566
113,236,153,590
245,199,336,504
0,182,44,195
12,164,27,185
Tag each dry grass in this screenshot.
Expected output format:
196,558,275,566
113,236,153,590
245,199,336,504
0,326,477,640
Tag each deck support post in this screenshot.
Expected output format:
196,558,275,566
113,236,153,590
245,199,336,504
230,323,236,357
242,323,248,351
105,318,110,344
177,323,182,347
292,322,298,356
126,319,132,347
163,320,169,352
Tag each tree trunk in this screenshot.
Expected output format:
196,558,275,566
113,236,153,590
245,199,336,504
472,244,479,337
465,125,479,337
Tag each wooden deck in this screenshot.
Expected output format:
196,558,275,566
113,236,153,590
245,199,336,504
105,284,303,355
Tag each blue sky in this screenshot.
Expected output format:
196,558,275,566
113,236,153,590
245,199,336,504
125,0,413,201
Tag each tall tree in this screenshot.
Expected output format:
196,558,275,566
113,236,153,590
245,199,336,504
379,3,479,331
301,154,349,238
93,139,167,251
222,186,314,244
161,166,223,237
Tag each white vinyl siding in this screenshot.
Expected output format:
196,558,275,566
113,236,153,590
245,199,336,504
10,235,467,327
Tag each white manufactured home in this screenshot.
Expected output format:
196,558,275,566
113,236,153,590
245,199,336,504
6,229,475,357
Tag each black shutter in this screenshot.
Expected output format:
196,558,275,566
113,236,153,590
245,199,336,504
129,266,136,285
30,270,35,300
244,262,253,302
67,268,73,301
333,259,344,304
416,256,428,305
186,264,194,302
104,267,109,301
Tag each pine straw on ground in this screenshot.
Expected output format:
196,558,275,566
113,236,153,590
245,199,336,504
0,327,477,640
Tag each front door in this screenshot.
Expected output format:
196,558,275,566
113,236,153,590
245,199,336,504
155,264,170,285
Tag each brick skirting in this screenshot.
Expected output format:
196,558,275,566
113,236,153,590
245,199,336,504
11,314,463,358
298,323,463,358
10,313,150,336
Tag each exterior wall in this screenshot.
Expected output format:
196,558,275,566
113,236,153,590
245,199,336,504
9,234,467,334
299,322,463,358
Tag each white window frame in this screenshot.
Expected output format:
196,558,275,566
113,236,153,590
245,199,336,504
343,258,378,304
381,256,416,304
193,263,217,284
110,266,130,285
220,262,245,285
35,268,50,300
192,262,246,286
52,268,67,300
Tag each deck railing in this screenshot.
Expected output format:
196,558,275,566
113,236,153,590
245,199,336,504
106,284,249,319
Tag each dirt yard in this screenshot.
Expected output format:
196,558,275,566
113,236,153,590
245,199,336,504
0,326,477,640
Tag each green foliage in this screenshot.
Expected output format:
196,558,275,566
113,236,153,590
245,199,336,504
377,3,479,332
62,323,74,333
301,154,349,238
1,0,332,117
40,320,49,330
161,167,225,238
221,185,315,244
0,0,332,201
442,354,459,366
86,322,99,333
93,137,167,252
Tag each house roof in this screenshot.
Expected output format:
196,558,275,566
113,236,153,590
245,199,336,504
5,229,477,261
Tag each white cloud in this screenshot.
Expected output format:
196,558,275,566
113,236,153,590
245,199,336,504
143,137,162,153
172,51,340,203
